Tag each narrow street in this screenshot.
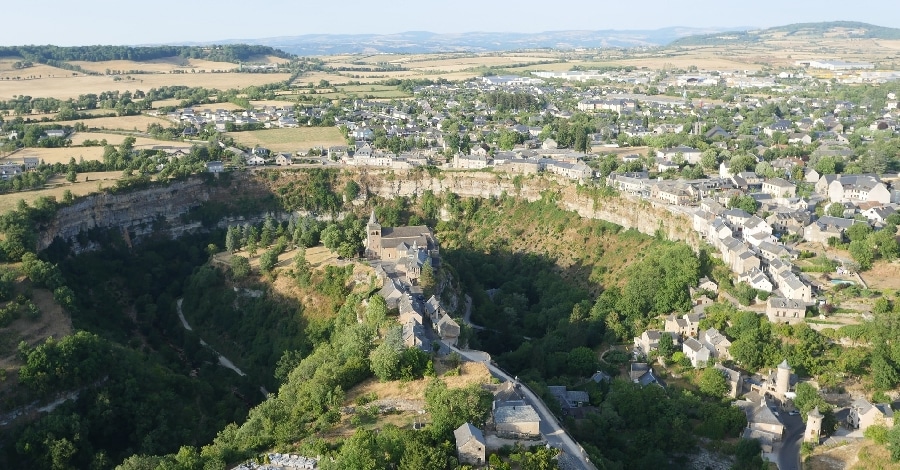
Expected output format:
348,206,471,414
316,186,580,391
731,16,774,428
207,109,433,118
776,413,805,470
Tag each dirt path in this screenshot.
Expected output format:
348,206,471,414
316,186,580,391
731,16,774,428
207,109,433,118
176,298,245,377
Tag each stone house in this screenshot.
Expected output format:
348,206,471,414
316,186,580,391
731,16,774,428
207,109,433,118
701,328,732,360
634,330,679,355
493,405,541,438
766,297,806,325
682,337,711,368
761,177,797,198
848,398,894,431
803,216,857,245
454,423,486,466
664,313,702,339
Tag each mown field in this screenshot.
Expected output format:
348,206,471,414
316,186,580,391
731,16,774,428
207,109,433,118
5,146,105,165
0,71,293,101
226,127,345,152
68,131,190,149
55,114,169,131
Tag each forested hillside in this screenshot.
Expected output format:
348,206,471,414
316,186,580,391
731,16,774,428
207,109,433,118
0,170,761,469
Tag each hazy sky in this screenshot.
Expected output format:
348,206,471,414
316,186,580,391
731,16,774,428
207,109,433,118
3,0,900,46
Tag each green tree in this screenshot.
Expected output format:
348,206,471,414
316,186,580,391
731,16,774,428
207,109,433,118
419,261,435,298
259,249,278,273
698,367,728,398
370,327,403,381
293,247,311,286
657,332,675,359
230,256,251,279
849,238,875,270
343,180,361,202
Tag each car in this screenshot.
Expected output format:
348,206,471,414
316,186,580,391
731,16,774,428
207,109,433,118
789,410,800,416
773,411,780,417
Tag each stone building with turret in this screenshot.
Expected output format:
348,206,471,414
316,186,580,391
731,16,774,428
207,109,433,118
365,210,439,261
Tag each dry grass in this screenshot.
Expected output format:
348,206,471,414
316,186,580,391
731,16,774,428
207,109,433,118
227,127,345,152
0,171,122,215
56,114,170,131
68,57,240,74
68,132,187,149
345,361,492,404
5,146,105,164
0,284,73,369
0,72,292,101
860,261,900,290
806,439,895,470
249,100,298,108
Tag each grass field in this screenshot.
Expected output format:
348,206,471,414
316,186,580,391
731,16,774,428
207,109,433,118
226,127,345,152
56,114,170,131
68,57,240,74
0,72,293,101
0,171,123,214
5,146,105,165
249,99,298,108
69,132,189,150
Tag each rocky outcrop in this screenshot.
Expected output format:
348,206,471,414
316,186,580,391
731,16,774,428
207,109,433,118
35,169,699,254
358,169,699,248
37,179,212,251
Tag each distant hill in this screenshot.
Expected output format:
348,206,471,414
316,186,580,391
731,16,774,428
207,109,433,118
209,27,740,55
670,21,900,46
0,44,292,64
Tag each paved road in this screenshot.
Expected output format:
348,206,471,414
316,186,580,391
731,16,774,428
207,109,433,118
776,413,805,470
446,343,595,470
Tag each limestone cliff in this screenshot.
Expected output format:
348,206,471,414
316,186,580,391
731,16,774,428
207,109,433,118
35,169,699,253
356,169,700,249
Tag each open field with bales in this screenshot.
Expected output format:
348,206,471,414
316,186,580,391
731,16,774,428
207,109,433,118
0,72,292,101
226,127,345,152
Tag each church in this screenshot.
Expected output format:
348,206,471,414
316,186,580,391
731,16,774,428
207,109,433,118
365,210,439,281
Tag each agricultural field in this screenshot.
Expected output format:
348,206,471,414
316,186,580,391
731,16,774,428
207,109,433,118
0,171,122,214
0,71,293,101
226,127,345,152
56,114,170,131
68,132,189,150
8,146,105,165
68,57,240,74
249,99,299,108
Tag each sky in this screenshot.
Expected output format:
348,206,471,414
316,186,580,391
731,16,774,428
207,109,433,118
3,0,900,46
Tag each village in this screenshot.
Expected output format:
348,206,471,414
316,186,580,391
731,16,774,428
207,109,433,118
4,52,900,469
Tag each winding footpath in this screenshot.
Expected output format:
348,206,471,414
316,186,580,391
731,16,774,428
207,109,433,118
446,342,597,470
177,299,248,378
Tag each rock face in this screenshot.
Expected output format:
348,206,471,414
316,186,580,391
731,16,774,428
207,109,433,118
35,170,699,253
37,179,212,251
358,170,699,248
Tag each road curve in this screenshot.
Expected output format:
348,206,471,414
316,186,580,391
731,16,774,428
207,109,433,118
446,342,596,470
